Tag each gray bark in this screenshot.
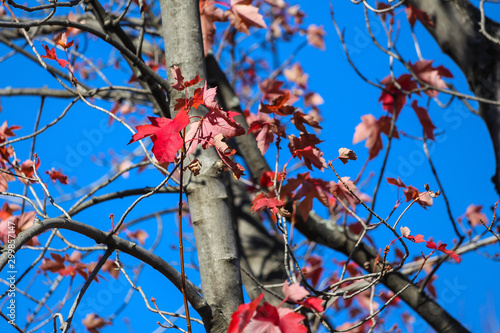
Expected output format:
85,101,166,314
159,1,243,331
206,54,289,305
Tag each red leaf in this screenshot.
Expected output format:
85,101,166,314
306,24,326,50
0,121,21,143
403,185,433,209
338,148,357,164
46,168,69,185
40,44,57,61
330,177,360,211
353,115,399,160
260,92,296,116
409,60,453,97
282,282,309,302
82,313,110,333
228,294,264,333
300,297,324,312
386,177,407,188
379,74,419,117
247,112,285,155
302,255,324,286
0,202,20,220
426,241,461,263
229,0,267,35
212,134,245,179
40,44,68,68
406,6,434,28
250,193,285,214
244,303,308,333
259,171,285,188
400,226,425,243
288,133,326,171
57,32,74,49
20,158,40,181
465,204,488,227
284,63,308,89
170,65,185,91
126,229,149,245
411,101,436,140
291,111,322,133
200,2,226,54
282,172,332,221
276,308,308,333
129,111,189,163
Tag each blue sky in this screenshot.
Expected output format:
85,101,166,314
1,1,500,332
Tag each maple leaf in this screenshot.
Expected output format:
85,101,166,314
174,87,204,111
40,253,66,273
0,202,20,221
101,259,120,279
0,211,38,246
403,185,433,209
304,92,324,108
284,63,309,89
0,121,21,143
400,226,425,243
353,114,399,160
46,168,69,185
228,294,264,333
306,24,326,50
330,177,360,211
129,111,189,163
170,65,201,91
282,282,310,303
259,79,288,102
247,112,285,155
411,101,436,140
406,6,434,28
291,111,322,133
244,303,308,333
20,158,40,183
282,172,332,220
387,177,407,188
229,0,267,35
213,134,245,179
251,192,285,214
464,204,488,227
302,255,323,286
338,148,357,164
82,313,110,333
66,12,84,36
301,297,324,312
40,44,68,68
126,229,149,245
202,85,245,134
409,60,453,97
259,170,286,188
426,241,461,263
379,74,419,117
288,133,327,171
57,32,74,49
200,2,226,54
186,108,245,156
260,92,296,116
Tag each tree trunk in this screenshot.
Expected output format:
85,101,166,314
159,1,244,331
